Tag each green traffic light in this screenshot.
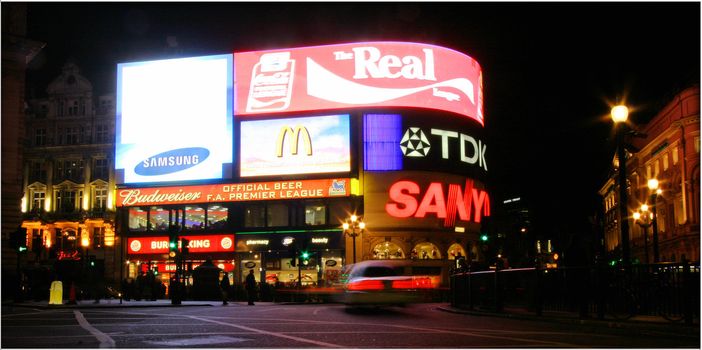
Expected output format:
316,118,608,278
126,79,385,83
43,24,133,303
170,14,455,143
169,241,177,249
480,234,488,242
18,246,27,252
301,251,309,259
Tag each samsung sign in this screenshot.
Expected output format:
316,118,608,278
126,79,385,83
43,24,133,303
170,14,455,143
115,54,234,184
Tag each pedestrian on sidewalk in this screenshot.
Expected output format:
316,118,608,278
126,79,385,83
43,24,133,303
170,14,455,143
245,269,256,305
220,273,230,305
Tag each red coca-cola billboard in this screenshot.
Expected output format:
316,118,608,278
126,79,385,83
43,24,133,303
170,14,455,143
234,41,484,126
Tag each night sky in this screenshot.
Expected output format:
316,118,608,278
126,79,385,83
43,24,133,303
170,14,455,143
23,3,700,239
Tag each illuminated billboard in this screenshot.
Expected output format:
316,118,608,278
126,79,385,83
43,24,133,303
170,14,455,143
234,42,483,125
116,178,351,207
127,234,235,254
240,114,351,177
115,54,234,184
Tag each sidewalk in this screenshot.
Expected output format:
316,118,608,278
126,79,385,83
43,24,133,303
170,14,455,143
3,299,260,309
437,305,700,336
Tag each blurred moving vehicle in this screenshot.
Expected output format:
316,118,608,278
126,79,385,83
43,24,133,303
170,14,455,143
340,260,438,307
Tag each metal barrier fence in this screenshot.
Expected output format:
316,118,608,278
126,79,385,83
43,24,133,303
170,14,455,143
450,262,700,325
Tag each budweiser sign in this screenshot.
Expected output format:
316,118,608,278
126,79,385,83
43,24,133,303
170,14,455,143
234,42,484,125
117,178,350,207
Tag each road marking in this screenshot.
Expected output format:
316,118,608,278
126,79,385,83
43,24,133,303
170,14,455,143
145,335,250,346
187,315,344,348
74,310,116,348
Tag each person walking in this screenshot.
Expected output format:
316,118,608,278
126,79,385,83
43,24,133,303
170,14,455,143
220,273,230,305
245,269,256,305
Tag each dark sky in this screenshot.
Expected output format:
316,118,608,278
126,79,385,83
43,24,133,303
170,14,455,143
23,2,700,238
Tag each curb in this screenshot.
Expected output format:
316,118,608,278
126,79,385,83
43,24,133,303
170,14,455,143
436,306,700,336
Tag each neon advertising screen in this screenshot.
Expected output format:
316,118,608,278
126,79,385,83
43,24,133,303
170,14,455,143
240,114,351,177
115,54,234,184
234,42,483,125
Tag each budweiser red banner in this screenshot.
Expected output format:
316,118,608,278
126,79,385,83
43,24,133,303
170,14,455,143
234,42,484,125
117,178,350,207
128,234,235,254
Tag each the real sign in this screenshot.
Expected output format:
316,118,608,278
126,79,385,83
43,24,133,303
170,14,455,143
235,42,483,125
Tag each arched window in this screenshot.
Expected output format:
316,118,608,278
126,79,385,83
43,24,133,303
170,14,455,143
447,243,466,260
372,241,404,260
412,242,441,260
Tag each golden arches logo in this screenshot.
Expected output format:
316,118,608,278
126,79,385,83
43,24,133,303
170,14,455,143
276,125,313,157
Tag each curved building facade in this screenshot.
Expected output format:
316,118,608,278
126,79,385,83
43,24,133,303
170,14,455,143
115,42,490,289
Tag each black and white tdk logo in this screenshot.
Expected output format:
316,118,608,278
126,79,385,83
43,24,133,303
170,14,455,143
400,127,431,157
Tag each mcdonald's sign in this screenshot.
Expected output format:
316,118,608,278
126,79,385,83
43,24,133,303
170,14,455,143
276,126,312,157
240,114,351,177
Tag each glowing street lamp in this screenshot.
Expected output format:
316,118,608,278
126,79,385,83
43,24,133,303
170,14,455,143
633,205,653,264
611,104,630,267
647,178,661,262
342,215,365,264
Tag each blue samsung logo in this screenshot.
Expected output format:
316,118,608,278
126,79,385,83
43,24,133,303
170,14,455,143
135,148,210,176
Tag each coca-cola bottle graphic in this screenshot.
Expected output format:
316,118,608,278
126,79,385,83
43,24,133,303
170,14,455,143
246,52,295,113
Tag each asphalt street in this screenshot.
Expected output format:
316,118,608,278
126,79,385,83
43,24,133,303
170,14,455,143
2,302,699,348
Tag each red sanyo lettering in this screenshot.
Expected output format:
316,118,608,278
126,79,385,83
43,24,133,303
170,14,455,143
385,180,490,227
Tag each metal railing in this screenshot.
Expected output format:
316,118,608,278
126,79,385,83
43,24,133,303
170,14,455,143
450,262,699,325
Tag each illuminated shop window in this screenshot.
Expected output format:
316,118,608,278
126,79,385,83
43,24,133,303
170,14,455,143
128,208,147,231
372,241,405,260
149,206,169,231
267,203,289,227
447,243,466,260
207,205,228,229
305,203,326,225
411,242,441,260
185,206,205,230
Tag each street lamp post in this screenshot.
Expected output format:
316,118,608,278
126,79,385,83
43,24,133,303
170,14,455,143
647,179,662,263
611,105,631,267
342,215,365,264
633,205,652,264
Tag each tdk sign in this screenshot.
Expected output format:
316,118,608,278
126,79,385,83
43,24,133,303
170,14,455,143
401,127,487,171
135,148,210,176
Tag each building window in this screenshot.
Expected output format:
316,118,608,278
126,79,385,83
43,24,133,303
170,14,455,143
372,241,405,260
80,99,86,115
93,158,108,180
94,187,107,210
185,206,205,230
35,128,46,146
672,147,679,164
32,191,45,211
244,204,265,228
93,227,105,249
56,189,76,212
267,203,289,227
129,208,147,231
696,136,700,153
663,153,669,171
207,205,228,229
646,165,651,179
68,100,78,116
654,159,660,177
305,203,326,225
29,161,46,183
150,206,169,231
56,159,84,182
95,125,108,143
65,126,82,145
58,101,64,117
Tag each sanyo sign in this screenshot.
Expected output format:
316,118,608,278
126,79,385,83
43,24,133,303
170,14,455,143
235,42,484,125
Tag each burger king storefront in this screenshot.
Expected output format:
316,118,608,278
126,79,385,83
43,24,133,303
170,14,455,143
115,41,490,293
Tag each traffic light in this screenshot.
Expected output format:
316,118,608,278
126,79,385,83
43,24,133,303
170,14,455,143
180,238,189,255
11,227,28,253
153,266,159,276
480,234,489,242
168,228,178,257
300,251,310,266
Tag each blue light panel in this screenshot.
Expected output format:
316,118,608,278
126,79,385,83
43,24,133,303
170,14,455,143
363,114,403,171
